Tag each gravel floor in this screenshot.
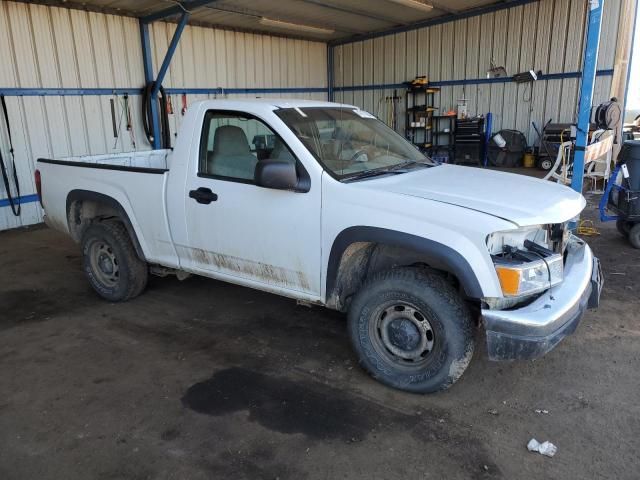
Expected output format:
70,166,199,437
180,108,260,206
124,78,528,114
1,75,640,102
0,198,638,480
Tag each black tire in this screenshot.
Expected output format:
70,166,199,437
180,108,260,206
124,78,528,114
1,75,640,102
617,219,633,236
81,221,148,302
629,223,640,249
347,268,475,393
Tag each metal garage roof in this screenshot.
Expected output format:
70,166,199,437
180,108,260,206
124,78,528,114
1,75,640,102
18,0,521,42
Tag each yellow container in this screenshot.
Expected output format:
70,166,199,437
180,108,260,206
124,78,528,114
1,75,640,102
523,152,535,168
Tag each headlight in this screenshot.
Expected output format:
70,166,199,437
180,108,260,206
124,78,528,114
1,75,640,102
488,226,564,298
486,225,547,255
494,254,563,297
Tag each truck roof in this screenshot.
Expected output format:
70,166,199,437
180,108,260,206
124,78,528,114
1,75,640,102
190,98,357,112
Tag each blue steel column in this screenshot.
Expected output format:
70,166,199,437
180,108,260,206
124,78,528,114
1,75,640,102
152,12,190,97
139,10,190,150
139,21,153,82
139,20,161,149
622,0,639,136
571,0,605,193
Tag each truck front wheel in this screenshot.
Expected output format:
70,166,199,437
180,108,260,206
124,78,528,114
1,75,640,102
81,221,148,302
347,268,474,393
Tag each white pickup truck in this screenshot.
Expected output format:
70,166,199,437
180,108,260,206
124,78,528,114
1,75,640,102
36,99,602,393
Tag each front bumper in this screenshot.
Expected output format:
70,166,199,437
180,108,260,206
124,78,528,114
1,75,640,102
482,237,602,361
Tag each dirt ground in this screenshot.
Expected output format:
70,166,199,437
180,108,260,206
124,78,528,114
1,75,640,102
0,197,638,480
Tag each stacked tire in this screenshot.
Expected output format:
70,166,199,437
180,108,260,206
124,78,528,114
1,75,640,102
616,219,640,249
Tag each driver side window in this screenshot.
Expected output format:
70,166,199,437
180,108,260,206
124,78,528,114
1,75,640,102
199,111,295,182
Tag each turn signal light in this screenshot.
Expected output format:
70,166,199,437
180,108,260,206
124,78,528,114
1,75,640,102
495,267,521,296
494,254,564,297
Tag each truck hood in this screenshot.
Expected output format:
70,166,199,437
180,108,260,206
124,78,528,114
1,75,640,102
361,164,586,226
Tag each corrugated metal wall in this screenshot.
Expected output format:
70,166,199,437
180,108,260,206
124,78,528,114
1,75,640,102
0,0,327,230
0,0,628,231
147,20,327,144
332,0,623,144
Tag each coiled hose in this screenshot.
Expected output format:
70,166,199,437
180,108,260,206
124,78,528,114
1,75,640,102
142,82,171,149
594,99,621,131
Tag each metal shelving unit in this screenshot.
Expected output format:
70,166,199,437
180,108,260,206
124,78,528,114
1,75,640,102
404,84,440,153
430,115,456,162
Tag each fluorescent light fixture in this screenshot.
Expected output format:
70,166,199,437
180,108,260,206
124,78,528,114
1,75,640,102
259,17,334,35
387,0,434,12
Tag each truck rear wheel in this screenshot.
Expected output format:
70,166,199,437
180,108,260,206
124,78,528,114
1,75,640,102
347,268,474,393
81,221,148,302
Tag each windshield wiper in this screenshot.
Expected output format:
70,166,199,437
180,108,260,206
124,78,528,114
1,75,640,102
343,167,406,182
392,159,435,170
343,160,432,182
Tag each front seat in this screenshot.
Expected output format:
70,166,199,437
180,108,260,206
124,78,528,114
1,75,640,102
207,125,258,180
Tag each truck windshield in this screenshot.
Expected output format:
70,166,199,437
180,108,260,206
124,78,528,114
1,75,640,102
275,107,435,180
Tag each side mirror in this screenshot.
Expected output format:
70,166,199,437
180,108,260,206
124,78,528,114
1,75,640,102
254,159,298,191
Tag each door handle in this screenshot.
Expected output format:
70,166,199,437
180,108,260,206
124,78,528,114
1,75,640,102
189,187,218,204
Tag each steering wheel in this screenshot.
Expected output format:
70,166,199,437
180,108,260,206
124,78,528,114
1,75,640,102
349,149,369,163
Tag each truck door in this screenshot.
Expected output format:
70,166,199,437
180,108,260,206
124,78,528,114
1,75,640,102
181,110,322,298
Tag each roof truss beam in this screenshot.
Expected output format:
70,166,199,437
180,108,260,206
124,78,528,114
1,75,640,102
329,0,540,46
140,0,219,24
202,4,366,34
295,0,409,25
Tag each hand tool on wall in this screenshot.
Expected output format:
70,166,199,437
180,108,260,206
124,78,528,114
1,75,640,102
110,97,118,139
0,96,21,216
181,94,188,116
122,94,136,150
167,95,174,115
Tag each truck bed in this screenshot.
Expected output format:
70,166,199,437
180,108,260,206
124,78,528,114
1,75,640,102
37,149,175,267
43,149,171,171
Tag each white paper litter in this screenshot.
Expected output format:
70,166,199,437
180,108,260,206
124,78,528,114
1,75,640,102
527,438,557,457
